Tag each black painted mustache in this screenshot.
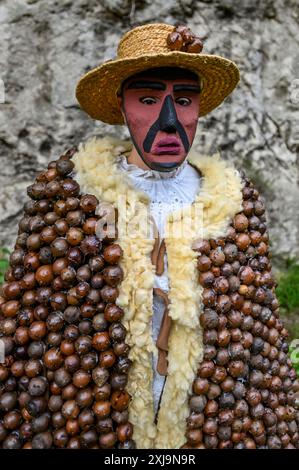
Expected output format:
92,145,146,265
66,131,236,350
143,95,190,154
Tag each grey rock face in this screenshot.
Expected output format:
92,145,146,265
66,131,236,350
0,0,298,264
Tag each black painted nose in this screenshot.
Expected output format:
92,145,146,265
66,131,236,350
158,95,178,133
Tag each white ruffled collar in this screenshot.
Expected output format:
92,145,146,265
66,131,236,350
115,153,189,181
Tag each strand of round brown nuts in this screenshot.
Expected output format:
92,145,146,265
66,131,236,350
167,25,203,53
182,174,299,449
0,148,135,449
1,150,299,449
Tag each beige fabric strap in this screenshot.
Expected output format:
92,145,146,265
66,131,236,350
150,215,160,268
153,287,172,376
149,216,172,375
156,239,166,275
149,215,166,276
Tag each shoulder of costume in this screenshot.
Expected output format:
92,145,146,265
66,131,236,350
187,149,245,213
186,148,266,209
187,148,242,182
74,135,132,159
70,135,150,205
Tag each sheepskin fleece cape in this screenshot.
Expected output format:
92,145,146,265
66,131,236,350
72,136,243,449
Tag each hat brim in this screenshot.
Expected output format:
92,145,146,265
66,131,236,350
75,52,240,125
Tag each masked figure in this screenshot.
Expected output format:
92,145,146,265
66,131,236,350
0,23,298,450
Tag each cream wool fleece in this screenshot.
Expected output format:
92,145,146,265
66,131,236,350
72,136,243,449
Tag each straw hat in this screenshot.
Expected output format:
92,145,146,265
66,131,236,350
76,23,240,125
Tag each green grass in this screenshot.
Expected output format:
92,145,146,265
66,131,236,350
276,261,299,313
0,248,10,285
289,340,299,377
276,260,299,376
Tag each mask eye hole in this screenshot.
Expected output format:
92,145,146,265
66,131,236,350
175,97,192,106
139,97,157,105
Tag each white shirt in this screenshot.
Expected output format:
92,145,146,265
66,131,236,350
116,154,202,415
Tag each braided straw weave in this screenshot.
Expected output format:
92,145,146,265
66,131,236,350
76,23,240,125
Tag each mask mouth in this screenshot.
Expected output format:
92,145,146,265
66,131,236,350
152,136,181,155
154,149,181,156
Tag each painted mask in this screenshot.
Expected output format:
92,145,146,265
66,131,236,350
119,67,201,172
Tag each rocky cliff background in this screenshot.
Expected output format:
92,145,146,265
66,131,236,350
0,0,299,267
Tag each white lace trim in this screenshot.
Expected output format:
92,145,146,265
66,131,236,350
116,153,189,180
116,154,202,239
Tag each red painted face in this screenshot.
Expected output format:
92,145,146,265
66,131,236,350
119,72,200,172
